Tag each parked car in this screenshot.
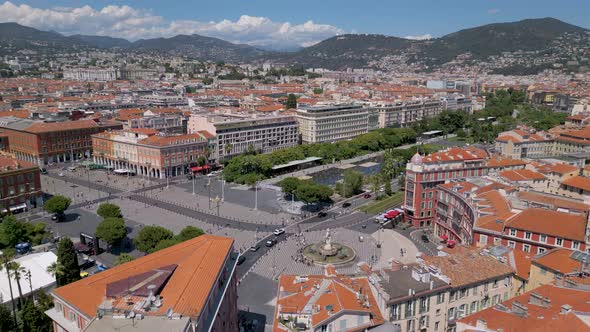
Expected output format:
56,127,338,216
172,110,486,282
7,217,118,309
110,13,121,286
67,166,76,172
40,168,48,175
237,256,246,265
249,245,260,252
421,234,430,243
317,212,327,218
342,202,352,208
15,242,30,255
265,240,276,247
363,193,372,198
273,228,285,236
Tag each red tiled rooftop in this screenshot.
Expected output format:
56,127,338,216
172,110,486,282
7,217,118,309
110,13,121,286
505,208,587,242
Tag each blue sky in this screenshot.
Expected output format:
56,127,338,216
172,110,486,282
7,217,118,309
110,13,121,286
1,0,588,49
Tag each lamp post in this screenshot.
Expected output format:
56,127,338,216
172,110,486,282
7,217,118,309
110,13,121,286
207,178,212,209
212,195,221,216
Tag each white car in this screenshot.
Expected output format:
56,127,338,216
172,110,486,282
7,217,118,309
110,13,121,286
273,228,285,236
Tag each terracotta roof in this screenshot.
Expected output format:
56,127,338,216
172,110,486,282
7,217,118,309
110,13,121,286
562,176,590,192
274,275,385,331
458,284,590,332
421,249,514,288
499,169,546,182
53,235,234,318
505,208,587,242
26,119,120,133
536,163,579,175
533,248,586,274
517,191,590,213
422,147,488,163
487,157,527,168
128,128,158,135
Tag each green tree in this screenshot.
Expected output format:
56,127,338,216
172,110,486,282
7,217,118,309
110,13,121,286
95,218,127,249
151,238,181,253
134,226,174,253
176,226,204,242
285,93,297,109
197,155,207,166
115,254,135,266
56,238,80,287
8,261,26,308
279,177,300,197
369,174,381,197
0,215,27,248
0,304,15,332
295,182,333,205
20,300,53,332
46,262,64,282
313,88,323,94
43,195,71,215
0,249,17,327
339,170,363,198
96,203,122,219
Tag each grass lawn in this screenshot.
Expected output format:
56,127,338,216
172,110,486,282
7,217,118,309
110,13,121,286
358,191,404,214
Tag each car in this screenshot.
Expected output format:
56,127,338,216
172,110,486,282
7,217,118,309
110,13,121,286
207,172,216,177
249,245,260,252
40,168,48,175
186,174,194,180
363,193,372,198
58,172,64,177
237,256,246,265
15,242,31,255
317,212,327,218
67,166,76,172
273,228,285,236
421,234,430,243
265,240,275,247
342,202,352,208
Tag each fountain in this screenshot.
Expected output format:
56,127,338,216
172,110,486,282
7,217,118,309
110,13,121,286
302,229,356,266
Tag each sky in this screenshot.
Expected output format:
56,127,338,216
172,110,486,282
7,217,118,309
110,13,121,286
0,0,588,50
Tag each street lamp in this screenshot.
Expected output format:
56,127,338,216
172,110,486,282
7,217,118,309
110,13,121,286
212,195,221,216
207,178,212,209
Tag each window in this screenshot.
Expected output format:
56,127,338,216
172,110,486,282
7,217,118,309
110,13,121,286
68,311,76,322
339,320,347,331
538,247,546,254
539,234,547,243
508,241,515,249
470,301,477,313
525,232,532,240
447,307,456,321
405,300,416,319
493,280,499,288
556,238,563,246
390,304,401,320
573,241,580,250
434,321,439,332
523,244,531,253
509,229,517,236
436,293,445,304
458,304,466,318
480,234,488,245
55,302,63,312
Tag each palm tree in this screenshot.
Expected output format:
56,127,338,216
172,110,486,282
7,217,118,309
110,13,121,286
46,262,65,282
0,250,17,327
8,261,26,308
224,142,233,157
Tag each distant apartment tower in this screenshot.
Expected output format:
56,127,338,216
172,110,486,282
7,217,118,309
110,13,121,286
188,114,299,161
63,67,118,81
296,104,377,144
376,100,443,128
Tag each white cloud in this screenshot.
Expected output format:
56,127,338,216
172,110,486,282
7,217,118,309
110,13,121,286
487,8,501,15
0,1,343,49
404,34,432,40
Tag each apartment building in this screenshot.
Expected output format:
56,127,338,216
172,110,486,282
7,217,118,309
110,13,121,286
526,248,590,292
272,273,385,331
63,67,118,81
457,281,590,331
45,235,239,332
295,104,376,144
92,129,212,178
0,152,42,213
376,100,443,128
403,147,489,228
188,114,299,161
0,116,122,166
495,128,554,159
373,248,514,332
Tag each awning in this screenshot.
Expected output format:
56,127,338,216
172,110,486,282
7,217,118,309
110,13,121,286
113,169,129,174
9,203,27,211
440,235,449,241
447,240,456,247
190,165,210,172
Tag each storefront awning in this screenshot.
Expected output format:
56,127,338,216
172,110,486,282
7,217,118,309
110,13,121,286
440,235,449,241
191,165,210,172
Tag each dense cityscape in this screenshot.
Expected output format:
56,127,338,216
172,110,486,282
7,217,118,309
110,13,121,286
0,2,590,332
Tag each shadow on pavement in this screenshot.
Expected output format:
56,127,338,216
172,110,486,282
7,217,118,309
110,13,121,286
239,310,267,332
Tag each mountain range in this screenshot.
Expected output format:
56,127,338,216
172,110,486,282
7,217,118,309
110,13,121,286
0,17,588,73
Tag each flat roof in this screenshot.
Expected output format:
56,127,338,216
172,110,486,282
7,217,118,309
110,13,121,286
84,315,191,332
358,162,379,168
271,156,322,170
422,130,443,135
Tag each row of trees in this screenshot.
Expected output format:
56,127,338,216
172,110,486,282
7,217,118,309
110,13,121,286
223,127,417,184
